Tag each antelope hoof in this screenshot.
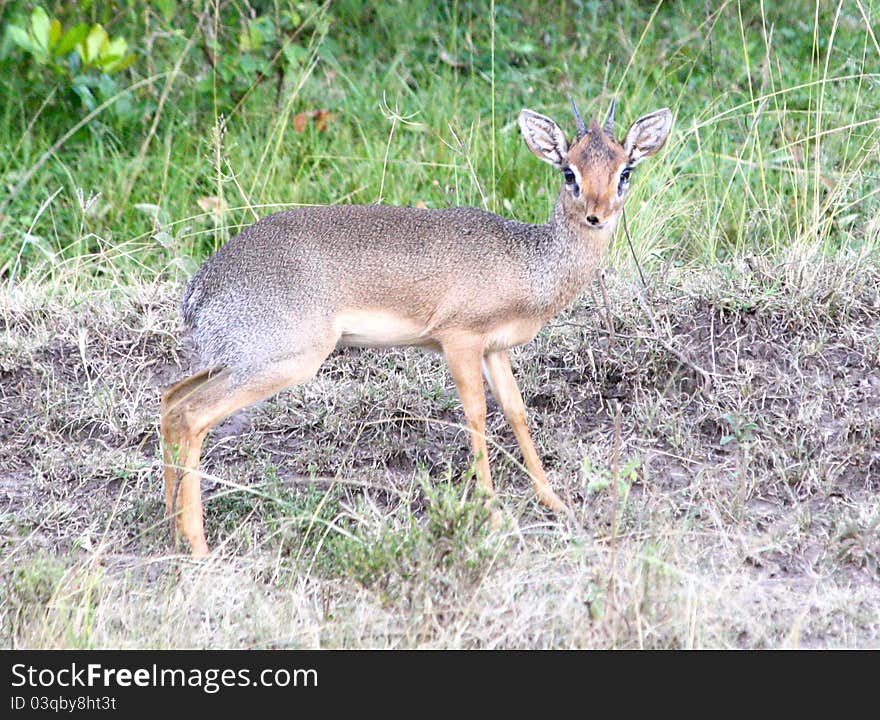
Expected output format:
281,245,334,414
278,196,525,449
537,487,568,514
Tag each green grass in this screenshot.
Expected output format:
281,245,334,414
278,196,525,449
1,0,878,281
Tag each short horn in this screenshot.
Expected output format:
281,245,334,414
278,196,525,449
604,98,616,138
570,97,587,141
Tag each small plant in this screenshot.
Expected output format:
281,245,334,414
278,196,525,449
835,515,880,578
198,2,329,107
326,478,496,595
582,457,640,511
3,6,135,115
5,6,135,74
209,464,345,551
2,555,66,641
720,412,758,448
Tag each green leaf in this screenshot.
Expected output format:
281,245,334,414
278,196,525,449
72,82,97,111
91,35,134,72
250,16,276,45
106,36,127,57
281,9,302,29
55,23,89,56
96,73,118,99
6,24,36,54
238,54,260,77
71,73,98,88
30,7,51,54
78,24,109,67
48,18,62,51
156,0,177,24
282,43,308,67
94,55,116,71
238,29,253,52
108,53,136,73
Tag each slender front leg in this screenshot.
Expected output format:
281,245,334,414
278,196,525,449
443,336,498,519
483,349,570,516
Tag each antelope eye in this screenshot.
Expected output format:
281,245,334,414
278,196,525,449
563,168,576,185
618,167,631,195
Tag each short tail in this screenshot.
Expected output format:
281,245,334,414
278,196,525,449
180,269,204,331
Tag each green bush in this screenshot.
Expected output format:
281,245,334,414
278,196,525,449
3,6,135,115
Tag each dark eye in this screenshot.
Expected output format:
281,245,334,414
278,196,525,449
618,167,631,195
562,167,579,196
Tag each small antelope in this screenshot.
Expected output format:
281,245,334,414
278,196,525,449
161,98,672,556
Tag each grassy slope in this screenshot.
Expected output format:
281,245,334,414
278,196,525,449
0,1,878,648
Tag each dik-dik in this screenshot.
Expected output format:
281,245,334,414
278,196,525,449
161,98,673,556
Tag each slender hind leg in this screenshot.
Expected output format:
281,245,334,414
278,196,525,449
483,349,571,517
161,368,217,550
160,349,332,556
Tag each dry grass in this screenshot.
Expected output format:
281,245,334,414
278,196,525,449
1,246,878,648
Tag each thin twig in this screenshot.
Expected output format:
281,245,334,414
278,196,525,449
622,208,650,293
620,209,714,395
597,271,617,349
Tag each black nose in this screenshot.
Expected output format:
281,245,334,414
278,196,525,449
586,215,600,225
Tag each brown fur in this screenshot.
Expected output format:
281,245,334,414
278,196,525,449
162,100,673,555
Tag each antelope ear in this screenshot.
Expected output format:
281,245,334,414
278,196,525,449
623,108,673,166
519,109,568,168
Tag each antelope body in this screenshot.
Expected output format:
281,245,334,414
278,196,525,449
161,99,673,556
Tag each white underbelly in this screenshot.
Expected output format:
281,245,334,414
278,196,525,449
485,317,543,350
335,309,429,348
334,309,543,351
